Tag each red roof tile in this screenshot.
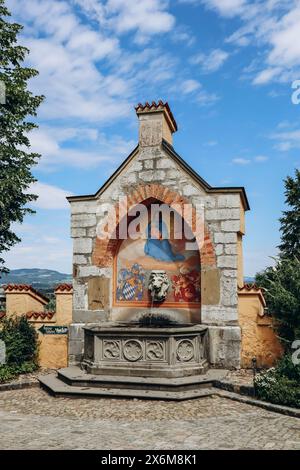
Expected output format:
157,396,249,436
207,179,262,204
238,283,262,292
4,284,49,303
135,100,178,132
55,283,73,293
0,311,55,320
26,311,55,320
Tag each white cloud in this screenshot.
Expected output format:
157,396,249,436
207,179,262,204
6,0,134,123
28,126,135,170
252,67,282,85
74,0,175,43
180,79,201,94
196,89,219,106
239,2,300,84
6,0,219,129
191,49,229,73
271,126,300,151
203,140,218,146
232,155,269,164
201,0,247,17
4,233,72,272
28,182,73,209
180,0,246,17
232,157,251,165
244,249,278,278
171,26,196,47
194,0,300,85
254,155,269,162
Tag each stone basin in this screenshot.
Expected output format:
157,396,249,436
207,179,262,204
82,323,209,378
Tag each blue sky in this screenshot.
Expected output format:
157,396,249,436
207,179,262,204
4,0,300,276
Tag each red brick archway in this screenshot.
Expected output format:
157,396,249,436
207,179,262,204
92,183,216,268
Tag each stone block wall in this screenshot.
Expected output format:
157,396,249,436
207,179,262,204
69,143,246,368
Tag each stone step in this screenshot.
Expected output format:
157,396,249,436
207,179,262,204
39,373,217,401
57,366,228,392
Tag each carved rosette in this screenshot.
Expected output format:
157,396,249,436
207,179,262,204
146,341,164,361
103,340,120,359
176,339,195,362
123,340,143,362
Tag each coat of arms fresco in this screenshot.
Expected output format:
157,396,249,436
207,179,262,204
114,205,201,308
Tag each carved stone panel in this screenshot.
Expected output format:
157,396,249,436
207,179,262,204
103,340,121,360
123,340,143,362
176,339,195,362
146,341,165,361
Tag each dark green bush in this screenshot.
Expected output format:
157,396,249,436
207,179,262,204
0,315,38,365
0,362,37,383
0,315,39,383
254,355,300,408
255,257,300,349
276,354,300,382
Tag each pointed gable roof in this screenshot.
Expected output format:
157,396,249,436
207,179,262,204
67,139,250,211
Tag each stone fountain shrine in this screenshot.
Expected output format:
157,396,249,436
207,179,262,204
40,101,250,400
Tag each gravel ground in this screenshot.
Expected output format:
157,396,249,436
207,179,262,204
0,388,299,449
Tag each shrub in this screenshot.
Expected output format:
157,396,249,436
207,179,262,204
0,362,37,383
255,257,300,349
254,357,300,408
0,315,38,366
0,315,39,383
276,354,300,382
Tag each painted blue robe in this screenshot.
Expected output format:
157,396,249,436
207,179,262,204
144,220,185,262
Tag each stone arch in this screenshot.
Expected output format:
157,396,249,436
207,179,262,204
92,183,216,269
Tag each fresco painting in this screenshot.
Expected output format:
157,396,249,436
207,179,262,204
114,206,201,307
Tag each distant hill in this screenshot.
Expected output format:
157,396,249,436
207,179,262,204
0,269,72,295
244,277,255,284
0,269,255,296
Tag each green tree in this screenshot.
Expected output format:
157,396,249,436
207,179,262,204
255,168,300,350
278,169,300,258
256,258,300,349
0,0,44,274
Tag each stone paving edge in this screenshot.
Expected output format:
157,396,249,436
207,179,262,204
216,390,300,419
1,377,299,420
0,380,39,392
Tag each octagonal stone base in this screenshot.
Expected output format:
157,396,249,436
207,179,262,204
81,323,209,378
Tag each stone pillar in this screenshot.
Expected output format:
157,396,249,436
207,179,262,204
135,101,177,147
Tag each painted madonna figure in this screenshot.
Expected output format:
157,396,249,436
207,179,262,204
144,219,185,262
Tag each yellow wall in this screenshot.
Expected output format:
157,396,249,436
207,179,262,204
238,291,283,368
4,288,73,369
6,293,46,316
55,293,73,325
34,323,69,369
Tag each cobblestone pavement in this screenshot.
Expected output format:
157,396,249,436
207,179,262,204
0,388,299,449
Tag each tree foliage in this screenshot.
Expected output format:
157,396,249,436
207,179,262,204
255,168,300,349
278,169,300,258
0,314,38,366
0,0,44,274
0,314,39,383
256,258,300,348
